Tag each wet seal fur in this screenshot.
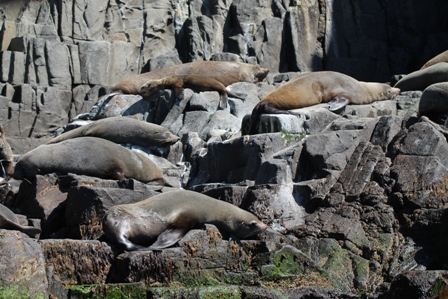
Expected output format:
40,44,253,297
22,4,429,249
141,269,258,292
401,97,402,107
103,189,267,251
14,137,164,184
248,71,400,134
0,203,41,237
139,74,247,110
394,62,448,92
421,50,448,69
0,126,13,180
418,82,448,121
113,61,269,95
47,116,179,147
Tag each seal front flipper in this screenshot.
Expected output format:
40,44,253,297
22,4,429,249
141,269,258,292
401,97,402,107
0,215,41,238
225,86,248,100
328,96,350,111
149,226,189,250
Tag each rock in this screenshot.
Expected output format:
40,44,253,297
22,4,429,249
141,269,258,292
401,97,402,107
1,0,448,297
0,230,48,297
379,270,448,299
40,239,114,285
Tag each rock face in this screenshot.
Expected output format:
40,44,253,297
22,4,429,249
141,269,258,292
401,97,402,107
0,0,447,153
1,1,448,298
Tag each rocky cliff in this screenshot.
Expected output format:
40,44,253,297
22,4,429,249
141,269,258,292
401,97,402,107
1,1,448,298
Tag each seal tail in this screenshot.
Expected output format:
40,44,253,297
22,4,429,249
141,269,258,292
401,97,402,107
248,101,268,135
218,93,229,110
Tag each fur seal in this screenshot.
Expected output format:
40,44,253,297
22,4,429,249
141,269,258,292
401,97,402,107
394,62,448,92
113,61,269,95
248,71,400,134
103,189,267,251
13,137,164,184
0,126,13,179
47,116,179,147
0,203,41,237
421,50,448,69
140,74,248,110
418,82,448,120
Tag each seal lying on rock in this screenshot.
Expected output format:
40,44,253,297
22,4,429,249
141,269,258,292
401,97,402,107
418,82,448,122
248,71,400,134
47,116,179,147
13,137,164,184
139,74,247,110
103,189,267,251
113,61,269,95
0,203,41,237
421,50,448,69
394,62,448,92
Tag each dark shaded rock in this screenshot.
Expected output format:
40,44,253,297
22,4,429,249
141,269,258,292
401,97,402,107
12,174,68,238
378,270,448,299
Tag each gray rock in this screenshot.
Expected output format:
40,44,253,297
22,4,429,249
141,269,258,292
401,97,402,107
0,230,48,297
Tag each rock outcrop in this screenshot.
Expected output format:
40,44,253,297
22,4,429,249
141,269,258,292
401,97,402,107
1,1,448,298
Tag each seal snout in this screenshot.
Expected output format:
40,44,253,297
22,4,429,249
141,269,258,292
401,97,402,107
389,87,401,98
257,221,268,233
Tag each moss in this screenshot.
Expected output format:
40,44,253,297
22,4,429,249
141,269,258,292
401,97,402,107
66,283,146,299
178,273,222,287
430,277,448,297
148,286,241,299
261,246,323,282
0,284,46,299
280,129,306,144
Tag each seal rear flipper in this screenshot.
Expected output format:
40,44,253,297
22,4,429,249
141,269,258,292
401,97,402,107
0,216,41,238
173,87,185,100
18,226,41,238
218,94,229,110
149,227,189,250
117,236,145,252
328,96,350,111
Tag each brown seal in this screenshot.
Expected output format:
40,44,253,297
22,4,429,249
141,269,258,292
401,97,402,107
418,82,448,120
0,126,13,180
103,189,267,251
113,61,269,95
0,203,41,237
248,71,400,134
13,137,164,184
394,62,448,92
421,50,448,69
47,116,179,147
139,74,248,110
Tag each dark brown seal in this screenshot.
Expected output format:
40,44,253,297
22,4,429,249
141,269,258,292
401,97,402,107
0,126,13,179
103,189,267,251
47,116,179,147
421,50,448,69
418,82,448,119
113,61,269,95
248,71,400,134
394,62,448,92
140,74,231,109
0,203,41,237
13,137,164,184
